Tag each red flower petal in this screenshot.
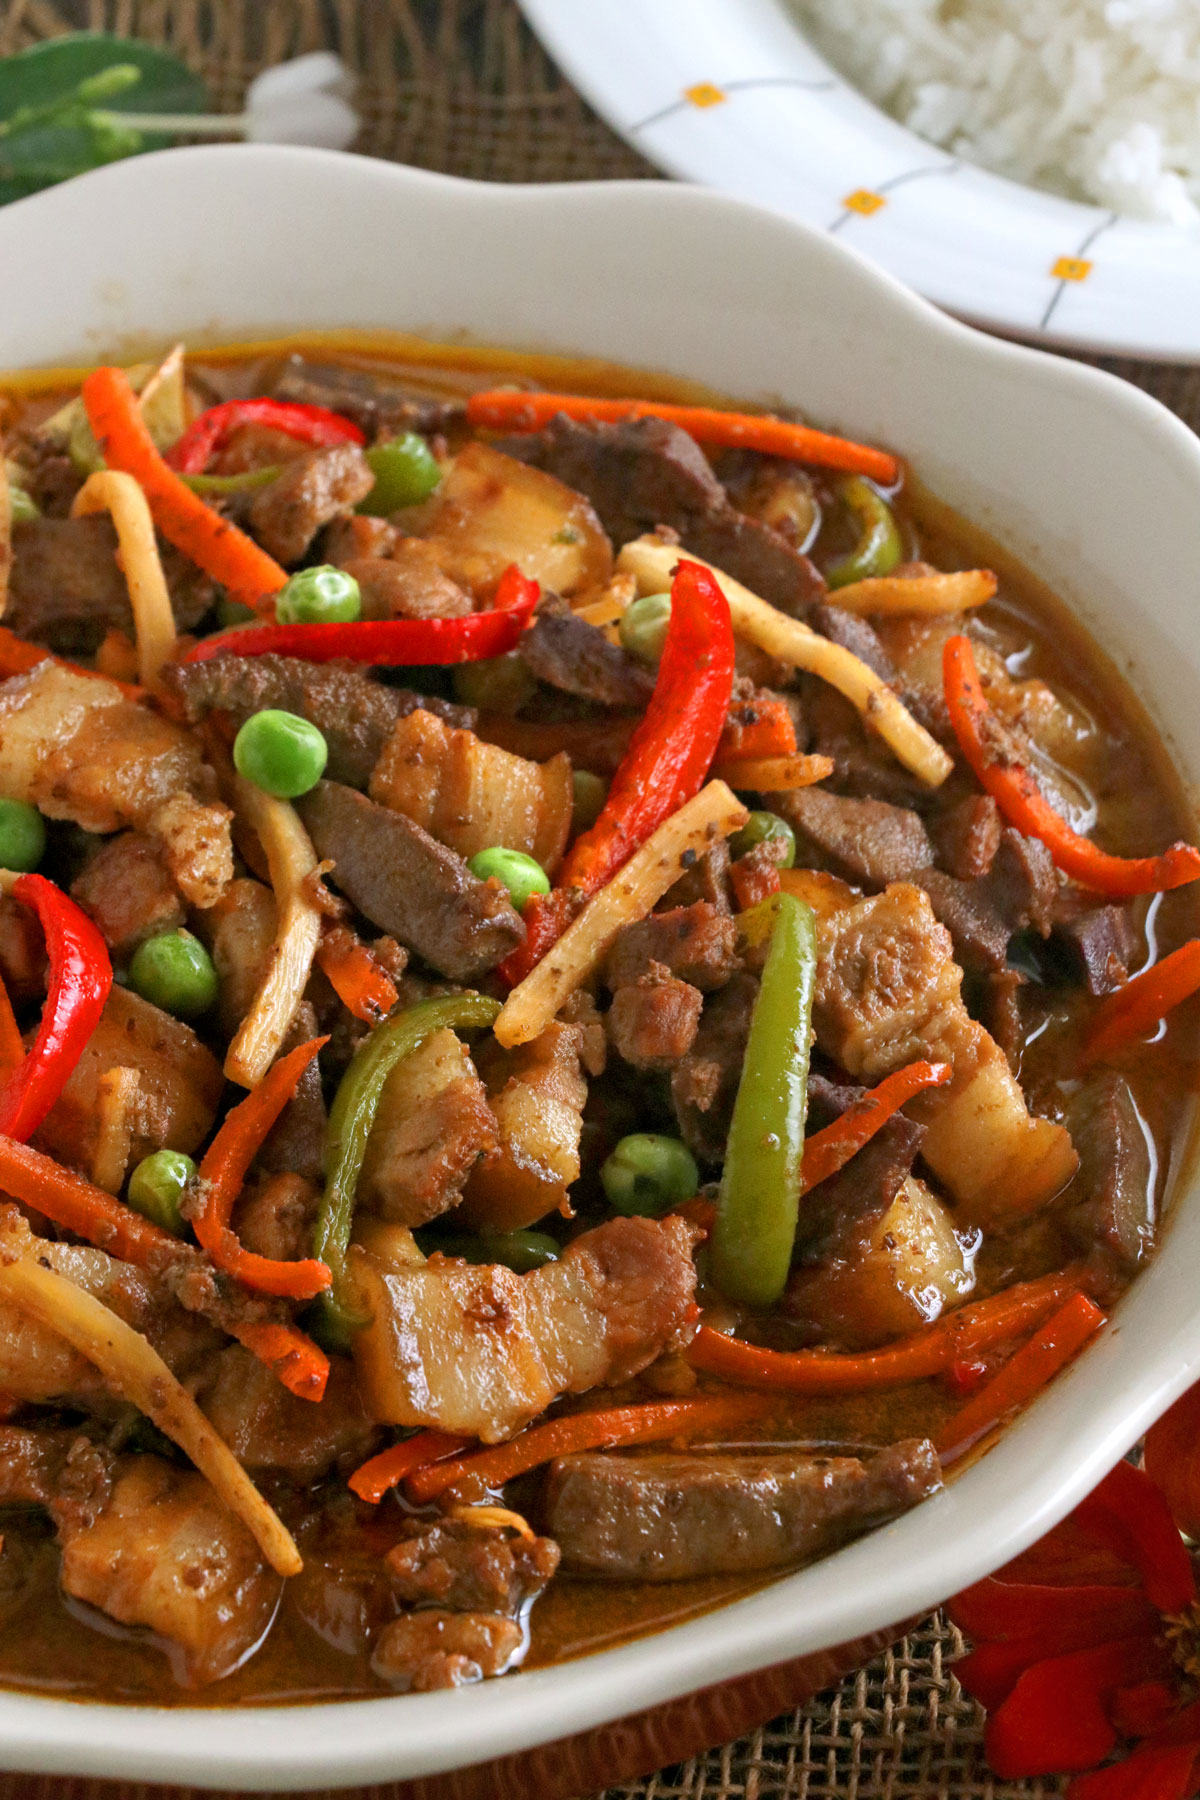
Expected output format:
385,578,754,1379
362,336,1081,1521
1073,1461,1197,1614
985,1634,1175,1778
1146,1383,1200,1544
1112,1682,1181,1739
1068,1742,1200,1800
950,1577,1158,1644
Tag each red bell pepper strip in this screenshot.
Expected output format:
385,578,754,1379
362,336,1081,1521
943,634,1200,896
1086,940,1200,1064
82,366,288,613
182,562,540,666
465,389,900,485
500,558,735,986
0,875,111,1143
165,399,364,474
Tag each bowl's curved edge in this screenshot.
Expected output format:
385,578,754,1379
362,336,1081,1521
1,145,1200,1789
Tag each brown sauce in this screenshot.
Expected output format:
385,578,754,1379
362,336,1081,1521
0,333,1196,1705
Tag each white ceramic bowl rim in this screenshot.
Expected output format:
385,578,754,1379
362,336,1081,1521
518,0,1200,362
0,145,1199,1790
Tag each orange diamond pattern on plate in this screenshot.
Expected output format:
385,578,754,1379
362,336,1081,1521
844,190,886,216
1051,256,1093,282
684,83,727,109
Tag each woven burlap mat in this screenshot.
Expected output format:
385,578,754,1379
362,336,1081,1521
0,1,1190,1793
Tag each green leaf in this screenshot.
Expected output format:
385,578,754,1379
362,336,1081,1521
0,33,206,205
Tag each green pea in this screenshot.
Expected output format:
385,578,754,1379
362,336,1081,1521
127,1149,196,1236
233,709,328,799
216,596,259,629
732,810,797,868
7,484,39,524
420,1228,559,1273
467,846,550,913
128,930,218,1021
601,1133,699,1218
452,653,537,715
359,433,442,515
276,564,362,626
619,592,672,665
0,800,45,873
571,769,607,831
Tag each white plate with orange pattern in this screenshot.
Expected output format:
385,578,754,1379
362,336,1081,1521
518,0,1200,361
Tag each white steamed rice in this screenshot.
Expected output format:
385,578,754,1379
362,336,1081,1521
790,0,1200,223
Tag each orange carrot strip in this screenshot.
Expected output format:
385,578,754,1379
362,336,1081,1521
0,973,23,1073
0,624,144,699
406,1394,775,1505
230,1321,329,1404
687,1272,1080,1395
81,366,287,613
1085,941,1200,1064
193,1037,331,1299
466,390,899,485
944,634,1200,897
716,690,798,763
349,1429,473,1504
712,753,834,791
799,1060,952,1192
936,1293,1106,1461
316,924,398,1026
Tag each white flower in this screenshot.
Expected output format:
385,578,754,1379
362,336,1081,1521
243,54,359,150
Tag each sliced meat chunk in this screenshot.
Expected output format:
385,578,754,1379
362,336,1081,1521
264,354,464,438
545,1439,942,1579
323,512,398,564
358,1028,497,1227
7,517,212,654
247,443,375,565
371,1610,523,1691
604,901,739,993
1065,1073,1155,1274
165,651,474,792
257,1003,328,1184
915,828,1058,976
661,836,733,913
987,829,1057,938
342,542,472,620
607,969,703,1070
236,1171,321,1264
499,415,824,613
671,971,758,1166
779,787,934,889
0,661,232,908
1050,900,1139,996
70,830,184,961
459,1021,587,1231
814,883,1078,1225
929,793,1002,881
349,1213,699,1441
810,603,899,684
198,1346,377,1482
386,1517,559,1613
519,597,655,708
297,780,524,980
914,867,1011,975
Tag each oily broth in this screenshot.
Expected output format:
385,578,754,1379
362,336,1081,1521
0,335,1195,1702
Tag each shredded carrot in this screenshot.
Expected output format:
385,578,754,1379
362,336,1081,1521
687,1272,1081,1395
465,390,900,485
81,366,287,613
716,691,798,763
349,1429,472,1504
0,973,23,1073
192,1037,332,1299
713,753,835,791
936,1293,1107,1461
1085,941,1200,1064
944,634,1200,897
229,1321,329,1404
799,1061,952,1191
406,1394,777,1504
316,924,398,1026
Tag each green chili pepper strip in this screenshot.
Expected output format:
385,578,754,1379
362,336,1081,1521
826,475,903,589
312,992,501,1341
712,891,817,1308
181,465,283,496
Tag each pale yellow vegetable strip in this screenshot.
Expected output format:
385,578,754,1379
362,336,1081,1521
225,779,322,1088
0,457,10,619
495,780,748,1048
828,569,997,616
712,753,834,792
617,536,953,789
89,1064,140,1195
71,470,177,688
0,1253,301,1576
